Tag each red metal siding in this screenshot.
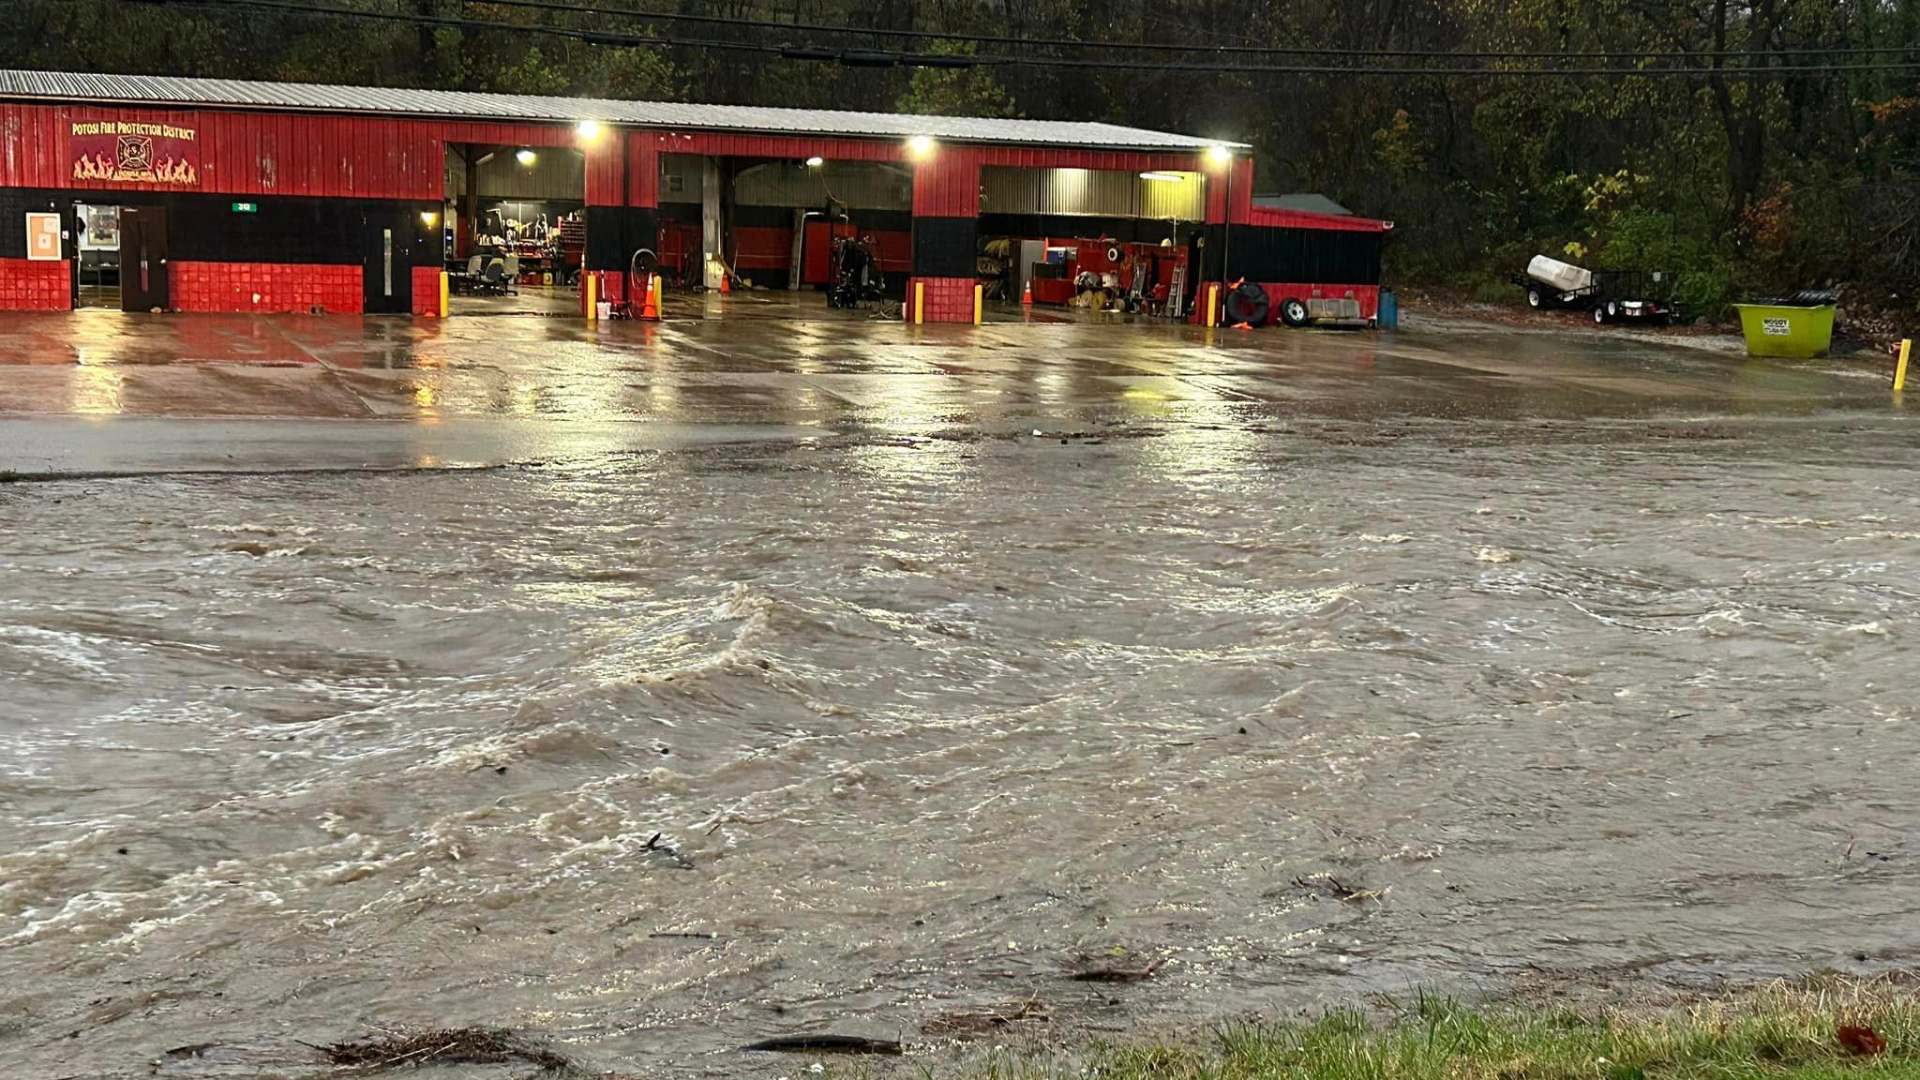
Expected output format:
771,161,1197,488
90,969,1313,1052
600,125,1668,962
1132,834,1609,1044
651,131,898,163
1,104,442,199
6,101,1240,214
912,151,980,217
628,138,659,208
1205,157,1255,225
434,121,578,149
584,137,624,207
1248,206,1392,233
3,98,1284,297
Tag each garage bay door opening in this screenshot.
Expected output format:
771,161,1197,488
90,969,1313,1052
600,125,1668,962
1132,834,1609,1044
652,154,912,320
442,142,586,317
980,166,1204,320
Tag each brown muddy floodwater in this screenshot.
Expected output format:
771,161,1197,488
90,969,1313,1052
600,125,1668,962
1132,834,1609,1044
2,330,1920,1076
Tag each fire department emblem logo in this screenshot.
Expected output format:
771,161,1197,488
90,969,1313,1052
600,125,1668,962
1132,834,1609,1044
115,135,155,173
70,119,200,185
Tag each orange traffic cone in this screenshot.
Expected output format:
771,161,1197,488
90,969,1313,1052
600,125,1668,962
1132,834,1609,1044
641,273,660,320
1021,279,1033,305
719,271,731,295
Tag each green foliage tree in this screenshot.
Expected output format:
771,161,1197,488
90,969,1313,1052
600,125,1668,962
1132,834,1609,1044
896,44,1019,118
7,0,1920,305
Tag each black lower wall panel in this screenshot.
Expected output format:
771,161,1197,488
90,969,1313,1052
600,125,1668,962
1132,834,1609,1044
585,206,659,271
0,190,69,258
1,187,439,267
912,215,977,277
1217,224,1382,284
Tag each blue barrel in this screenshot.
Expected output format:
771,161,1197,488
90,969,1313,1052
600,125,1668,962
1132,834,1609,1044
1376,288,1399,329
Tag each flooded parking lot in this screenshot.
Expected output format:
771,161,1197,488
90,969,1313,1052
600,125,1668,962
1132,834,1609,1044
1,308,1917,1076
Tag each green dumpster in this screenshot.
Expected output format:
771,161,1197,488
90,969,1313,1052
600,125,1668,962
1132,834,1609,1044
1731,297,1837,359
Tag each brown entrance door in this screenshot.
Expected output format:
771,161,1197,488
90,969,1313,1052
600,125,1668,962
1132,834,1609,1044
120,206,169,311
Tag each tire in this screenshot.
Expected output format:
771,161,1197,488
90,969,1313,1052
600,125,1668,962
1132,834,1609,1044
1606,300,1619,319
1278,296,1310,328
1224,282,1272,327
1527,287,1544,309
1592,305,1608,325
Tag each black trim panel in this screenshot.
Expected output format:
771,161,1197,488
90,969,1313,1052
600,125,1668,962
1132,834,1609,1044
1221,224,1382,285
912,215,977,277
586,206,659,271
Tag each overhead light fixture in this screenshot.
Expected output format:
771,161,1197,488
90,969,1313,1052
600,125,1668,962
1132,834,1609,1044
907,134,935,157
805,156,825,167
1139,171,1185,182
576,120,602,140
420,210,440,227
1207,144,1233,165
516,149,537,165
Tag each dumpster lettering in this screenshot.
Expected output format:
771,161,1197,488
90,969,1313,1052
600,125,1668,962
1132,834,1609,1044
1762,318,1791,336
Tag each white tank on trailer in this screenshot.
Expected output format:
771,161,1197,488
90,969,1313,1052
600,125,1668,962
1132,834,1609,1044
1526,255,1592,295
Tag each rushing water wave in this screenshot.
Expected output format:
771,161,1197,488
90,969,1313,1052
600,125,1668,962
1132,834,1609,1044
3,415,1918,1076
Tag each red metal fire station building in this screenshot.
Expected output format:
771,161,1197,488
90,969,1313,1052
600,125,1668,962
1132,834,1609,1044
0,69,1389,323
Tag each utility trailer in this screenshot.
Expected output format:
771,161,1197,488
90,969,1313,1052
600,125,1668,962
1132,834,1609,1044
1512,256,1680,325
1585,270,1679,325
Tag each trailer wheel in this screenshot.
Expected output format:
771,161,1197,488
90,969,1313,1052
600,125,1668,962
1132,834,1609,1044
1527,287,1545,309
1592,305,1608,325
1605,300,1619,319
1279,297,1310,328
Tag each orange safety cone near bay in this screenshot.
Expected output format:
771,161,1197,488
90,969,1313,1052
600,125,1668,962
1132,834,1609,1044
641,274,660,320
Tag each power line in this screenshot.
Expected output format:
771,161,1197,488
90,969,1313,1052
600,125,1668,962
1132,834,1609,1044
143,0,1920,77
145,0,783,56
422,0,1920,62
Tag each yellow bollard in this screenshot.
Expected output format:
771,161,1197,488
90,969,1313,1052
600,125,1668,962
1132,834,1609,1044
974,282,983,325
913,281,924,325
585,273,597,322
1205,283,1219,328
1897,339,1911,393
438,271,449,319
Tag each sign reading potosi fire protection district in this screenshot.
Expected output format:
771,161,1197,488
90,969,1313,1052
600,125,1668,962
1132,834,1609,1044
70,120,199,185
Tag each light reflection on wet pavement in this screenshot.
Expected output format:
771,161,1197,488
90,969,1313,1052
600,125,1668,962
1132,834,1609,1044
1,302,1917,1078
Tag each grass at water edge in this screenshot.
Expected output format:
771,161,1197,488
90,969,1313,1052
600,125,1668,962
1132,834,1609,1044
943,978,1920,1080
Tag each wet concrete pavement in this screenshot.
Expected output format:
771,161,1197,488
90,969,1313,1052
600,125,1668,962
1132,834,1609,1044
0,295,1904,477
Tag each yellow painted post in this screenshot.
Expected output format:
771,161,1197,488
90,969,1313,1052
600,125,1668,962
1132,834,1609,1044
1205,284,1219,328
913,281,925,325
974,282,983,325
585,273,597,322
438,271,449,319
1897,339,1911,393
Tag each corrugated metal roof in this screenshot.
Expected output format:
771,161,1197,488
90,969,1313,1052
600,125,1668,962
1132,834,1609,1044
0,69,1241,152
1254,193,1353,216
